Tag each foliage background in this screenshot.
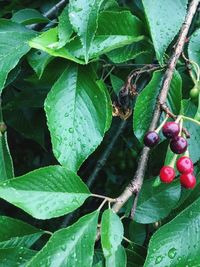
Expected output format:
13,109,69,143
0,0,200,266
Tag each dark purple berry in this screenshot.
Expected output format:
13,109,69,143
170,136,188,154
144,131,160,147
162,122,180,138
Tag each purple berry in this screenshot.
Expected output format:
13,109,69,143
170,136,188,154
144,131,160,147
162,122,180,138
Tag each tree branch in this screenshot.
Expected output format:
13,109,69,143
87,120,127,188
43,0,67,19
112,0,200,213
30,0,67,30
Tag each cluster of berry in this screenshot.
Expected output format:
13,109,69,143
144,121,196,189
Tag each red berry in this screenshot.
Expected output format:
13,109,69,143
180,173,196,189
162,122,180,138
159,166,175,183
176,156,193,174
144,131,160,147
170,136,188,154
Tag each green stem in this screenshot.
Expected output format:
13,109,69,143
0,96,3,122
194,92,200,121
123,236,133,244
91,193,116,203
44,230,53,235
182,115,200,126
175,115,182,124
190,60,200,82
155,114,169,133
97,199,107,211
184,149,190,157
169,153,178,168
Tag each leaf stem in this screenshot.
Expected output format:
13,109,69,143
97,199,107,211
91,193,116,203
182,115,200,126
87,120,127,188
123,236,133,244
155,114,169,133
44,230,53,235
102,66,115,81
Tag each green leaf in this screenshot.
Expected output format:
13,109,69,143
101,209,124,257
29,11,144,63
110,74,124,95
45,64,107,171
0,247,36,267
0,19,36,92
27,211,99,267
129,221,146,246
135,178,181,224
181,100,200,163
144,197,200,267
0,165,90,219
93,250,105,267
96,80,112,132
29,27,85,64
97,11,143,37
0,216,43,249
0,133,14,181
107,40,152,64
89,36,143,60
188,29,200,66
126,248,145,267
57,6,73,49
89,10,144,59
12,8,49,25
4,108,45,147
142,0,188,64
27,50,54,78
106,245,126,267
101,0,119,11
133,70,182,141
93,262,104,267
68,0,104,62
133,71,161,141
42,7,73,50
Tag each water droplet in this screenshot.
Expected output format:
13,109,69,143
168,247,177,259
177,256,182,261
155,255,163,264
69,127,74,133
114,234,118,241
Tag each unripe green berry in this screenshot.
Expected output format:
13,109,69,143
190,86,199,99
